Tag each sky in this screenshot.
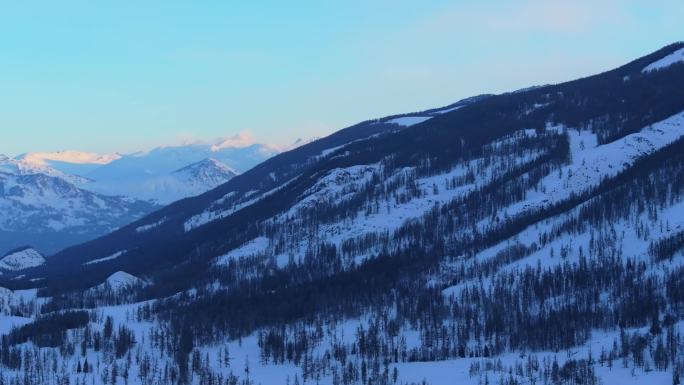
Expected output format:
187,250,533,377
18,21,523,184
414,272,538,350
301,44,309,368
0,0,682,157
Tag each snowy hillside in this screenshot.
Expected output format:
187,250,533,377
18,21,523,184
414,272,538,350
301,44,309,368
643,46,684,72
0,248,45,271
1,43,684,385
95,271,145,291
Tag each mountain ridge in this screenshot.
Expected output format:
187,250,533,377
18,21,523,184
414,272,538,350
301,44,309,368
14,42,683,289
1,43,684,385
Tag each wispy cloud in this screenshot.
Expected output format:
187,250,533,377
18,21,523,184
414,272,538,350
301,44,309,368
210,131,257,150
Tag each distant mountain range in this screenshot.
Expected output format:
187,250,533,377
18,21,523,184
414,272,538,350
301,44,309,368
0,158,156,256
0,136,292,255
15,135,288,204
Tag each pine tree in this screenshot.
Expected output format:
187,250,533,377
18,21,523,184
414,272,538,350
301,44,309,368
103,317,114,340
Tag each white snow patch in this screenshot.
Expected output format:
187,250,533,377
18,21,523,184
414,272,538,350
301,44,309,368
214,191,238,205
83,250,126,266
0,248,45,271
385,116,432,127
98,271,144,291
135,217,166,233
431,105,464,115
244,190,259,198
507,112,684,217
642,47,684,73
319,144,347,158
184,177,297,232
215,237,271,265
0,315,32,335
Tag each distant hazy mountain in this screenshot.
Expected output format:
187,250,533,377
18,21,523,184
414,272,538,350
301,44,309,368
0,154,89,185
18,134,286,204
0,156,156,255
79,141,277,203
82,156,239,204
15,150,121,176
0,135,289,254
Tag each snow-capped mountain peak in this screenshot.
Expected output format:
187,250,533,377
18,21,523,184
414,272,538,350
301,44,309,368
175,157,237,176
172,157,238,191
0,247,45,271
642,46,684,73
0,154,89,185
102,271,144,290
17,151,121,167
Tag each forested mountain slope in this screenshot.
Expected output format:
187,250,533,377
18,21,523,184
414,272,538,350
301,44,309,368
0,43,683,385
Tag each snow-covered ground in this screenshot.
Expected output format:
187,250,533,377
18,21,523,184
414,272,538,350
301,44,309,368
135,217,167,233
385,116,432,127
0,248,45,271
643,47,684,73
215,237,271,266
97,271,145,291
184,176,297,232
83,250,126,266
506,113,684,217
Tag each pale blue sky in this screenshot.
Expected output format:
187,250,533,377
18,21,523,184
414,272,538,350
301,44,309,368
1,1,682,156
